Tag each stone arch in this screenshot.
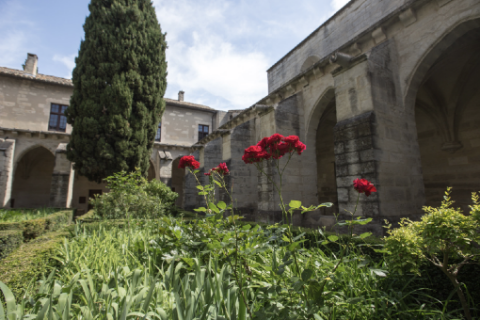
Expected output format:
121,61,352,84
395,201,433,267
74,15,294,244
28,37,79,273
11,146,55,208
407,18,480,212
302,87,338,223
13,143,55,170
301,55,320,73
171,156,185,207
404,17,480,111
147,159,156,181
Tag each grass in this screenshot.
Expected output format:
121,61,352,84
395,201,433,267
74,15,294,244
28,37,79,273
0,208,61,223
0,231,69,297
0,217,472,319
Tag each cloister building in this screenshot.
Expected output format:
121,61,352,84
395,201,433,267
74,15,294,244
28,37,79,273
1,0,479,235
0,54,230,215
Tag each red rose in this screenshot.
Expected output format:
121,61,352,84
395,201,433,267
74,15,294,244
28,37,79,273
257,137,269,149
267,133,284,146
353,178,377,196
294,141,306,155
242,145,264,164
284,135,299,146
216,163,230,175
179,155,200,170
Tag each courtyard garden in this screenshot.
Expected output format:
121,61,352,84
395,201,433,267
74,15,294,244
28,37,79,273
1,134,479,319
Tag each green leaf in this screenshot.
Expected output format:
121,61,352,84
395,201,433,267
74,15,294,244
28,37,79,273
196,185,204,190
301,269,314,282
214,180,222,187
359,232,372,239
242,224,251,230
319,202,333,207
194,207,207,212
289,200,302,209
217,201,227,210
282,235,290,243
208,202,220,213
370,268,387,277
327,235,339,242
314,314,324,320
193,170,200,174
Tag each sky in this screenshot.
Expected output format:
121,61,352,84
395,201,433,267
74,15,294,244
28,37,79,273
0,0,350,111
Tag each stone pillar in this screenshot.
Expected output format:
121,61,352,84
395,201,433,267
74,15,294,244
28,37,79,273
183,150,203,211
224,120,258,221
49,143,74,208
0,139,16,208
332,40,424,235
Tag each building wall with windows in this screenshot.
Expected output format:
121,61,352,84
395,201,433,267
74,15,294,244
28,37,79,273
0,54,228,213
0,73,72,133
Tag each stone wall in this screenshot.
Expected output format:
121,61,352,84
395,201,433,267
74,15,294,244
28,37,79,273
0,75,73,133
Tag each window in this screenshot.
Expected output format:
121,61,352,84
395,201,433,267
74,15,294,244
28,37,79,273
155,122,161,142
198,124,209,141
48,103,68,132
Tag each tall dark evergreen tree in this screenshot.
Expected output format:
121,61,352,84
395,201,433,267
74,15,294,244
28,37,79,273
66,0,167,183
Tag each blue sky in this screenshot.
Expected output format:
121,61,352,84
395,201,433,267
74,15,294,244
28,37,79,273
0,0,349,111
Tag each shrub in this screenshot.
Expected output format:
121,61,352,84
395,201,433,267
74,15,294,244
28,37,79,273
0,210,73,240
0,230,23,260
92,169,178,220
384,188,480,320
0,231,69,297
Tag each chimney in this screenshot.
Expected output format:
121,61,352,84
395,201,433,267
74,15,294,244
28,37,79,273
23,53,38,76
178,90,185,102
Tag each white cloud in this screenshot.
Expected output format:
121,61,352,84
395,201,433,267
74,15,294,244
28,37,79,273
0,31,28,68
331,0,350,11
151,0,334,110
0,1,35,69
167,33,269,110
53,54,76,79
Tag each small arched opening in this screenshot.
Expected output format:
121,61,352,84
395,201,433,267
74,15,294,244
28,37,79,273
11,146,55,208
147,160,156,182
171,157,185,207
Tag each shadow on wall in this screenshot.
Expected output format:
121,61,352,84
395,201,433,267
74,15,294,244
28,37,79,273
11,146,54,208
414,27,480,213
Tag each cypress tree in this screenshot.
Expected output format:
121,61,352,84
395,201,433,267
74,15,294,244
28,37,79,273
66,0,167,183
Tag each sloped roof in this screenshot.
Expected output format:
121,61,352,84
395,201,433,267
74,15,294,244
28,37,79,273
0,66,73,87
164,98,214,111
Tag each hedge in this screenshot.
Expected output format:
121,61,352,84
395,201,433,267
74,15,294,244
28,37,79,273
0,231,69,298
0,230,23,260
0,210,73,240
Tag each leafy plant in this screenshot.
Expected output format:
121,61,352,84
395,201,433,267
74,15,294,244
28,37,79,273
384,188,480,320
92,169,178,222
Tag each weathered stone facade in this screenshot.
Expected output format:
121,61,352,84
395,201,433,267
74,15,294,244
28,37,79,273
0,55,228,214
186,0,480,235
1,0,479,234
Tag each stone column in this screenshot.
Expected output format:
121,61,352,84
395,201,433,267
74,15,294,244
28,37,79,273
183,150,203,211
49,143,74,208
224,120,258,221
0,139,16,208
332,40,424,235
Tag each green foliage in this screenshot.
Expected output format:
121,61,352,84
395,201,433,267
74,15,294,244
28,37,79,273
0,210,73,240
0,208,61,223
92,170,178,220
0,231,69,298
384,188,480,320
384,189,480,276
66,0,167,183
0,230,23,260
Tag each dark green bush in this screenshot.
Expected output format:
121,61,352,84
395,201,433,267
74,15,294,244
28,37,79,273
0,230,23,260
92,170,178,220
